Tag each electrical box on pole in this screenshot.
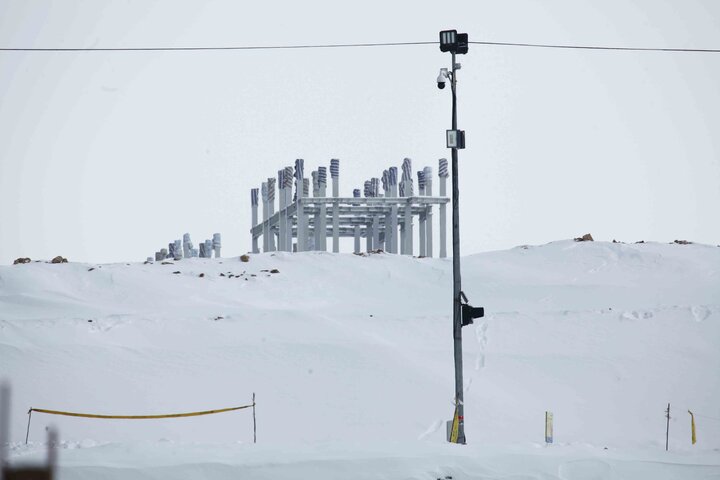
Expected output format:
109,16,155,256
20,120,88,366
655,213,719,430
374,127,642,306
461,304,484,327
446,130,466,149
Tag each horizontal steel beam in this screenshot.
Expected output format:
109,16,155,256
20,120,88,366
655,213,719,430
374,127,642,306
298,196,448,206
250,201,442,237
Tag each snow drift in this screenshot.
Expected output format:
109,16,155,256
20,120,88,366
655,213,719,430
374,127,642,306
1,240,719,479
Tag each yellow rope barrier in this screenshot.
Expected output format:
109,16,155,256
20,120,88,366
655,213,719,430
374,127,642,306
29,404,252,419
25,397,258,445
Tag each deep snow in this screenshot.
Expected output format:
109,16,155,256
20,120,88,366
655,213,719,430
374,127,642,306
1,240,719,479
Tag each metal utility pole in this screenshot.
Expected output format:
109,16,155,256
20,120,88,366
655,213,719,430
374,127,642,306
438,29,483,445
449,49,466,445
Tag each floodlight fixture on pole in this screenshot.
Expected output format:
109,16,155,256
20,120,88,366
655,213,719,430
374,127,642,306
438,28,483,446
439,30,469,55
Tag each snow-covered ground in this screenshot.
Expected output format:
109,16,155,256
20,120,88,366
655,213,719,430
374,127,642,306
1,240,719,479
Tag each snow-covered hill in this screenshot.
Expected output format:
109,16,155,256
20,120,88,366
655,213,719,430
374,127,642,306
1,240,719,479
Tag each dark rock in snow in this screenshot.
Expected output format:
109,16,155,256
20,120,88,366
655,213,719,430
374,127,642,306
13,257,31,265
51,256,68,264
574,233,594,242
240,255,250,263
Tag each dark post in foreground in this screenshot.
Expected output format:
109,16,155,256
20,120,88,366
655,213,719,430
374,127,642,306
438,29,484,445
253,392,257,444
665,403,671,451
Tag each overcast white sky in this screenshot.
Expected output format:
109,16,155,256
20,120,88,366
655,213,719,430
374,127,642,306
1,1,719,264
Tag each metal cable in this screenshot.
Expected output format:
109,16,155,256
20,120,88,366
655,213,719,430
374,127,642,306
0,41,437,52
469,40,720,53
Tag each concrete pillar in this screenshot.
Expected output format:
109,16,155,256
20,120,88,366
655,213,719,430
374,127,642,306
283,166,293,252
183,233,192,258
251,189,259,254
354,225,361,253
303,178,311,249
372,215,380,251
371,178,381,250
418,170,426,257
212,233,221,258
364,180,373,252
382,170,390,252
295,159,308,252
311,170,320,251
261,182,269,252
399,180,406,254
267,178,276,252
277,170,286,252
331,159,340,253
389,167,398,254
318,166,328,252
402,158,414,256
366,223,373,252
424,166,434,258
439,158,448,258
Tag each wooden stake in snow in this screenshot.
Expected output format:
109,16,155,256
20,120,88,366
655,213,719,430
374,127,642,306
688,410,696,445
252,392,257,444
545,411,553,444
666,403,671,451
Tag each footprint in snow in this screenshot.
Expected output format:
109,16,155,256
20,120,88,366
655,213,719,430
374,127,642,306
691,305,711,322
475,321,488,370
620,310,653,321
417,419,443,440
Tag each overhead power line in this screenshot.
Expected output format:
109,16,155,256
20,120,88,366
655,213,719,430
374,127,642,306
1,39,719,53
0,41,436,52
469,40,720,53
